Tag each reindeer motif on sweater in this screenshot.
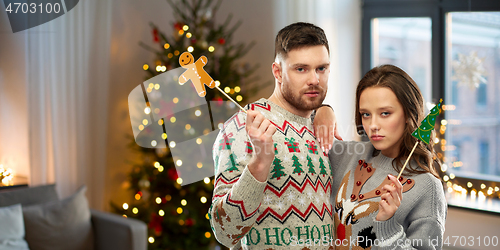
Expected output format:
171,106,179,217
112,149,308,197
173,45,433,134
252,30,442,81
334,160,415,250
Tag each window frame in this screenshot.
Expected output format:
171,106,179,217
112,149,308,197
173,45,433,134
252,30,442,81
362,0,500,215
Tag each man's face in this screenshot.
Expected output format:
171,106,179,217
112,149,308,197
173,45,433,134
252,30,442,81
275,45,330,115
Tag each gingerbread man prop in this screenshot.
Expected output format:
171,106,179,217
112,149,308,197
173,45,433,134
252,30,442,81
178,52,215,97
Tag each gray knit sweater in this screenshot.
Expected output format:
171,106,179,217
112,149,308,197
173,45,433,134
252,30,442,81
209,98,334,249
328,141,447,250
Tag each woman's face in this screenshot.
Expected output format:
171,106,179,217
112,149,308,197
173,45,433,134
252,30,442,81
359,87,406,158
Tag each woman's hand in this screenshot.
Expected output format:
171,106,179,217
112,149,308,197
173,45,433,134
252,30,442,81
313,105,342,153
376,174,403,221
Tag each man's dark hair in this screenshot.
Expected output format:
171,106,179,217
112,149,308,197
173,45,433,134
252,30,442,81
274,22,329,60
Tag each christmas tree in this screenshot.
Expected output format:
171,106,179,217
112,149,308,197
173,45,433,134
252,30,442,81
307,155,316,175
271,157,286,180
291,154,304,175
112,0,261,249
318,157,327,177
225,153,238,173
412,99,443,144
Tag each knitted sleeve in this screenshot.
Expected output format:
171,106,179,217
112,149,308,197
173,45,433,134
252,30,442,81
208,111,268,248
373,176,447,250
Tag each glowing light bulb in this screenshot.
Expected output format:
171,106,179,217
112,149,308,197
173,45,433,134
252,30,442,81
208,46,215,52
187,46,194,52
164,43,170,49
123,203,129,210
195,110,201,116
181,199,187,206
183,25,189,31
156,197,162,204
143,64,149,70
204,177,210,184
176,178,183,185
200,196,207,203
148,237,154,243
197,162,203,168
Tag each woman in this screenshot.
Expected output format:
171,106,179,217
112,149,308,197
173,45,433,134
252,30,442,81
315,65,446,249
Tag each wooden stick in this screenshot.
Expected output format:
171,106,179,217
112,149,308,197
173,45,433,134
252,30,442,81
397,141,419,179
215,85,247,113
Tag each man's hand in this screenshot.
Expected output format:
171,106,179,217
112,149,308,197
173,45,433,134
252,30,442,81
246,110,277,182
313,105,342,154
376,174,403,221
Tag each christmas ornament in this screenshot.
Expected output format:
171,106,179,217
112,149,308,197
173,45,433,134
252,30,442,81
452,51,487,89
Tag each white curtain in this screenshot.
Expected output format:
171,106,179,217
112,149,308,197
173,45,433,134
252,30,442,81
26,0,112,209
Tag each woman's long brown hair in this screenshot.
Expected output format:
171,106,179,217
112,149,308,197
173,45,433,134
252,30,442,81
355,65,441,178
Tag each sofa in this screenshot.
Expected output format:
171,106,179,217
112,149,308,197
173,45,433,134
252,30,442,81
0,184,147,250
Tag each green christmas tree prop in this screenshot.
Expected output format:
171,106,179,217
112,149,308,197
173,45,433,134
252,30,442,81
318,157,328,177
412,99,443,144
225,153,238,172
271,157,286,180
291,154,304,175
307,155,316,175
399,99,443,178
111,0,262,249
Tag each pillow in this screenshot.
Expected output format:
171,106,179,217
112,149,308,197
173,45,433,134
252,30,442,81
0,204,30,250
22,186,94,250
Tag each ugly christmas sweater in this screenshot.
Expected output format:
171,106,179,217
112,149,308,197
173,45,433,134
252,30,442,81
328,141,447,250
209,98,334,250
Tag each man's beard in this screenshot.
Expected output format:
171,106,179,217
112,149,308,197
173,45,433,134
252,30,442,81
282,84,326,111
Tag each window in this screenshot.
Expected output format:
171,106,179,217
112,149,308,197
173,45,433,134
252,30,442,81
363,0,500,214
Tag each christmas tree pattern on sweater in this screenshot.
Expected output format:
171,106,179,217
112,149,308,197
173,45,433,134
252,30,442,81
210,99,333,249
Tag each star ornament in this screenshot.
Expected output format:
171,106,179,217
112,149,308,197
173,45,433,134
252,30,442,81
452,51,487,89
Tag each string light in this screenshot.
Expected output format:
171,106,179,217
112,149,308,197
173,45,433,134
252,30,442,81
178,30,184,35
164,43,170,49
187,46,194,52
236,95,243,102
177,207,183,214
158,120,164,125
179,219,184,225
162,133,167,139
168,53,173,58
186,32,192,38
206,213,210,220
135,193,141,200
144,107,151,115
182,25,189,31
151,140,157,147
138,125,144,131
467,182,473,188
185,124,191,130
159,210,165,216
181,199,187,206
158,165,164,172
170,117,176,123
132,207,139,214
205,232,211,238
143,64,149,70
169,141,176,148
200,196,207,203
148,237,155,243
174,50,180,56
204,177,210,184
173,97,179,103
234,86,241,92
122,203,129,210
208,46,215,52
196,138,202,144
224,87,230,93
176,178,183,184
215,80,220,86
155,197,162,204
195,110,201,116
197,162,203,168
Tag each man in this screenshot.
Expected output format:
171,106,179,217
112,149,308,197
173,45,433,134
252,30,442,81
209,22,335,249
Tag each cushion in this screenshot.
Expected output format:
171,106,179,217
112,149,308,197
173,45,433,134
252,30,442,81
0,204,30,250
0,185,58,207
22,186,94,250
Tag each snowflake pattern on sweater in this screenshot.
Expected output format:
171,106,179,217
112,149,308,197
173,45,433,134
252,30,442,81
209,98,334,249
